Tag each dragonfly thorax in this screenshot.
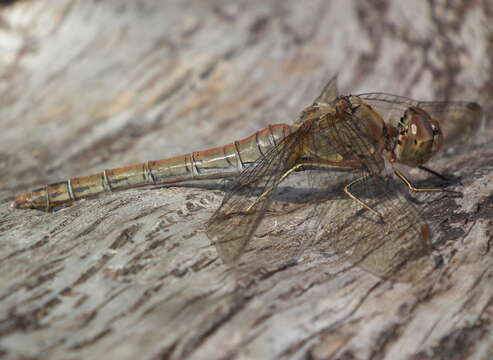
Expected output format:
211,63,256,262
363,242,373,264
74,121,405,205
392,106,443,167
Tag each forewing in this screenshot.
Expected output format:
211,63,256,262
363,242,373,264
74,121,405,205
357,93,418,126
417,101,482,145
315,75,339,104
293,76,339,127
358,92,482,145
206,129,305,265
304,112,435,281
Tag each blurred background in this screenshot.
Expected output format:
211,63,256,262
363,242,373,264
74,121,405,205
0,0,490,193
0,1,492,359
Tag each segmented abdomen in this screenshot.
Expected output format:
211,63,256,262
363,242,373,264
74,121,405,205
12,124,291,211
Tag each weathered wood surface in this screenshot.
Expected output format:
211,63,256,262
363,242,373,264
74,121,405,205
0,1,492,359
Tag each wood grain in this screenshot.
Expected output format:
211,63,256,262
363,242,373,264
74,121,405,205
0,1,492,359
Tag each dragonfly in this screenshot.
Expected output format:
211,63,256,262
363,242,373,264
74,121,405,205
12,77,481,281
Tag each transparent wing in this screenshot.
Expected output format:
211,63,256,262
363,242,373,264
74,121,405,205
315,75,339,104
293,76,339,127
358,92,482,145
304,111,436,282
312,172,436,282
208,104,437,281
206,128,308,265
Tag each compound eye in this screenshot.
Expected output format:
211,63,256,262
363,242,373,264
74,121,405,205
408,107,435,143
395,107,443,166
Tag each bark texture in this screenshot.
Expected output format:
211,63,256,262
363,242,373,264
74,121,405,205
0,1,492,359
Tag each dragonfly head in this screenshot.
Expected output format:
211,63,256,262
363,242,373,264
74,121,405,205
393,106,443,166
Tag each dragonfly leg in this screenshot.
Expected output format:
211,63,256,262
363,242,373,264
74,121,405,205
344,176,383,220
245,161,351,212
245,163,307,212
393,168,445,193
418,165,449,181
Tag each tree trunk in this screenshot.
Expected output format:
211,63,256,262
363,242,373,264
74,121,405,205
1,1,492,359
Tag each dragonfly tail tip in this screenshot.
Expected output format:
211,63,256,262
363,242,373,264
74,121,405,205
11,198,23,209
11,195,31,210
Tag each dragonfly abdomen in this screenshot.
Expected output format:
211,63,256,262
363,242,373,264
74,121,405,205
12,124,291,211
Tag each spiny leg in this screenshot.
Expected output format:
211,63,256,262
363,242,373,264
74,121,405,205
344,176,384,220
246,162,384,220
419,164,463,189
245,162,353,212
394,167,450,193
418,165,449,182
